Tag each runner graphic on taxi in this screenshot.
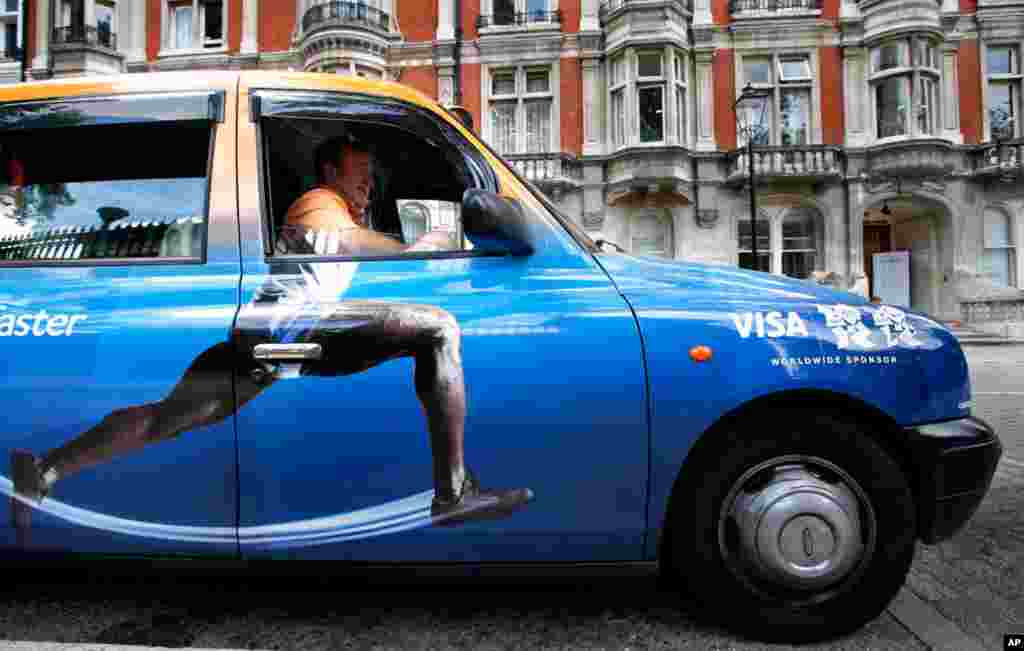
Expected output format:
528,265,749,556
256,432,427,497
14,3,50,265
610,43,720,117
9,135,533,531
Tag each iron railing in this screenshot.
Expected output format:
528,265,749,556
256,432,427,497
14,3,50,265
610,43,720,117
52,24,118,50
600,0,693,18
476,10,562,28
0,219,203,261
727,145,843,180
302,2,391,33
730,0,821,12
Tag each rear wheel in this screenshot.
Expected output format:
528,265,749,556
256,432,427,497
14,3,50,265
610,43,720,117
663,408,916,643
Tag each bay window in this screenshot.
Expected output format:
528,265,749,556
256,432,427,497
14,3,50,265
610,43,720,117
739,54,813,146
486,66,554,155
608,48,691,150
870,36,941,140
165,0,225,51
637,51,665,143
987,45,1021,140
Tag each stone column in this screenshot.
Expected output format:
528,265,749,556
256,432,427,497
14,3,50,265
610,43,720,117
31,0,50,75
582,58,603,156
127,0,147,68
242,0,259,55
941,45,963,144
847,179,865,279
694,50,716,152
437,0,455,40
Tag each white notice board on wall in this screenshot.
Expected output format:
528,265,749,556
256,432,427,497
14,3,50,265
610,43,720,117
873,251,910,307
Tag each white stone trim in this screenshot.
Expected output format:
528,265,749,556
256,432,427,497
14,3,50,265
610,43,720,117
32,0,49,71
242,0,258,54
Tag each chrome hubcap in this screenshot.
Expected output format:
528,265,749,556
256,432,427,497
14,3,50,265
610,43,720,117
721,458,871,594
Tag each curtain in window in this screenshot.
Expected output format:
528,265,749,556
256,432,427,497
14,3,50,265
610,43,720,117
175,7,193,49
490,101,517,154
983,209,1015,287
524,99,551,153
780,89,809,145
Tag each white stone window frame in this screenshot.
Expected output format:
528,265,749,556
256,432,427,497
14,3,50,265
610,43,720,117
607,46,689,151
735,49,820,147
0,0,22,60
481,62,560,155
867,35,943,146
982,204,1021,289
480,0,559,32
735,206,824,277
983,41,1023,142
608,52,628,150
160,0,228,57
672,49,690,147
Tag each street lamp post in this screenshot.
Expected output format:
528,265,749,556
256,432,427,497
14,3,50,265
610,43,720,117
734,82,771,272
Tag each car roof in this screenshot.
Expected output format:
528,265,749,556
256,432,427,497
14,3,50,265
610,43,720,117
0,70,446,118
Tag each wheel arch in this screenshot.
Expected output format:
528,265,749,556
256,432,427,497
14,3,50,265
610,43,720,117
657,388,921,565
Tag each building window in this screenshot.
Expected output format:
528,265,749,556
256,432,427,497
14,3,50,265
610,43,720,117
96,0,115,48
674,51,688,145
486,66,553,155
486,0,553,25
610,54,626,148
983,208,1017,287
637,51,666,143
870,37,941,140
631,210,673,258
781,208,818,279
988,45,1021,140
166,0,224,51
738,214,770,272
740,54,813,146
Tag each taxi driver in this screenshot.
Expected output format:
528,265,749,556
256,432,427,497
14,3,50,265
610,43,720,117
10,134,532,529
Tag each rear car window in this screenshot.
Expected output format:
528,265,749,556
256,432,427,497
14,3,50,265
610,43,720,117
0,116,212,264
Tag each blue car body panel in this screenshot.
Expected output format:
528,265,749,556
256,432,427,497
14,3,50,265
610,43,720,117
591,253,971,560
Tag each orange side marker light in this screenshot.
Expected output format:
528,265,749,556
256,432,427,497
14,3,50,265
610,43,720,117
689,345,713,363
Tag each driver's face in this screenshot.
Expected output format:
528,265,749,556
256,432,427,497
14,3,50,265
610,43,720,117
333,147,373,226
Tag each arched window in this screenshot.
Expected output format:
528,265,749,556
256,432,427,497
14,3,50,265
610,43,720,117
631,210,674,258
983,208,1017,287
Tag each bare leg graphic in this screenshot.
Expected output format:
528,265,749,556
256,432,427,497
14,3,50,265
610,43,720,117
11,300,530,534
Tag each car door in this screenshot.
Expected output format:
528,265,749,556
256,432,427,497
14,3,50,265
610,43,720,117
0,85,241,556
233,80,649,562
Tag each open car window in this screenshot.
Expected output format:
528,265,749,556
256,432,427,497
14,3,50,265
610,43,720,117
255,91,512,260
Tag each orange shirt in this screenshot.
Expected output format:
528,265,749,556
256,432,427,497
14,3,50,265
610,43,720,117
283,187,357,231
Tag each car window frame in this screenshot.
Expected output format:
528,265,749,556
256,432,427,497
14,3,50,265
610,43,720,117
0,90,223,268
250,89,512,264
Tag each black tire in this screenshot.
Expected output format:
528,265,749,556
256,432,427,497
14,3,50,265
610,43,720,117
662,407,917,644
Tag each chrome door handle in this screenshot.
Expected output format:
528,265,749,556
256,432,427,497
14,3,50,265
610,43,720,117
253,343,322,361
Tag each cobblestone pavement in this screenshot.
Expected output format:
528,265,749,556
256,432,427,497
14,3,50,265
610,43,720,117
903,344,1024,651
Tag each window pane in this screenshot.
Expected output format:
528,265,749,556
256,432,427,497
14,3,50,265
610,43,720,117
740,95,770,145
988,46,1018,75
638,85,664,142
0,124,210,261
983,249,1012,286
612,89,625,146
876,76,909,138
494,0,515,23
780,89,809,145
676,86,687,143
524,99,551,153
779,58,810,81
203,0,222,42
873,42,908,72
674,55,685,82
490,100,517,154
526,0,547,18
738,218,770,261
174,6,192,49
492,71,515,96
745,57,771,84
526,70,549,93
782,252,815,278
96,2,114,43
4,0,16,13
919,76,937,135
985,209,1012,247
638,52,662,78
990,81,1017,139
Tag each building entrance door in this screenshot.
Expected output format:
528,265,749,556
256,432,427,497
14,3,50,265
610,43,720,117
864,222,892,298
